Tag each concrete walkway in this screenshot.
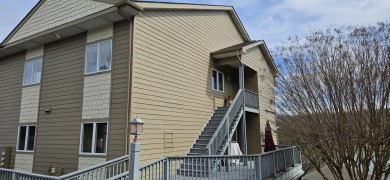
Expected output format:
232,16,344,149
303,165,349,180
303,165,388,180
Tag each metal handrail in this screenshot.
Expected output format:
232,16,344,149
0,145,302,180
106,172,127,180
139,157,167,169
0,168,58,180
205,89,243,153
166,146,299,158
59,155,128,179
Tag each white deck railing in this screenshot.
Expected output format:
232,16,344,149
0,146,302,180
108,146,302,180
59,155,128,180
0,155,129,180
0,168,57,180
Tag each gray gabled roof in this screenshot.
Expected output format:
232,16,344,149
211,40,279,77
211,40,261,54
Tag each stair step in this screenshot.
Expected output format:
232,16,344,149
180,163,209,170
204,127,217,131
196,139,210,144
214,109,227,114
212,113,225,118
217,106,229,110
201,131,215,136
210,117,223,122
199,134,212,137
205,124,219,128
193,144,207,149
176,169,212,177
208,121,221,125
187,152,207,156
198,136,212,141
211,115,223,119
190,148,207,154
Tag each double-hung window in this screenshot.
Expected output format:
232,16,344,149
85,40,112,74
17,126,36,152
80,122,108,155
24,59,42,85
212,69,224,92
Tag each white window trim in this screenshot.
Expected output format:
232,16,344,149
211,69,224,92
79,122,109,156
16,125,36,152
84,39,113,75
23,58,42,86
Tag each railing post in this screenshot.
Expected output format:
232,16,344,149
129,141,140,180
225,144,230,172
11,172,16,180
226,117,229,137
292,148,295,166
283,150,286,170
163,159,169,180
273,152,276,177
255,156,262,180
299,148,302,163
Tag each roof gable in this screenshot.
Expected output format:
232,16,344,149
133,1,251,42
211,41,279,76
3,0,113,44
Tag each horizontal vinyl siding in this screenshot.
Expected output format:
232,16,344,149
0,52,24,169
132,10,244,163
241,47,276,142
108,20,130,160
33,33,86,174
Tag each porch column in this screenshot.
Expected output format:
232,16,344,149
239,64,248,155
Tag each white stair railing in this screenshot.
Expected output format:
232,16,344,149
205,89,244,155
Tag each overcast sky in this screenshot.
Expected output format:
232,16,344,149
0,0,389,49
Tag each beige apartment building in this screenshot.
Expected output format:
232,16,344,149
0,0,278,176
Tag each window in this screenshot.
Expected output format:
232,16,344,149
85,40,112,74
23,59,42,85
80,122,108,155
17,126,36,152
212,69,224,92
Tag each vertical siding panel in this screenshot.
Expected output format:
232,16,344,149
0,52,24,168
9,147,16,169
34,33,86,174
108,20,130,160
132,10,245,162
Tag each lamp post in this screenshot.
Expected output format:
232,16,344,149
128,117,144,180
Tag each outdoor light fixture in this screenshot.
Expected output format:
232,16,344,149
54,33,62,39
129,117,144,141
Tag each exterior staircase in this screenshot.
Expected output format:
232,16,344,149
187,106,228,156
177,89,245,177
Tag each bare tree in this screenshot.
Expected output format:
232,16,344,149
275,22,390,180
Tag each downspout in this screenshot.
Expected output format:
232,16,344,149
237,50,247,155
126,17,136,155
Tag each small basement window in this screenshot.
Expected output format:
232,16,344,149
23,58,42,86
80,122,108,155
85,40,112,74
17,126,36,152
212,69,224,92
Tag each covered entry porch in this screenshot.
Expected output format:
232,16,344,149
210,41,276,156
